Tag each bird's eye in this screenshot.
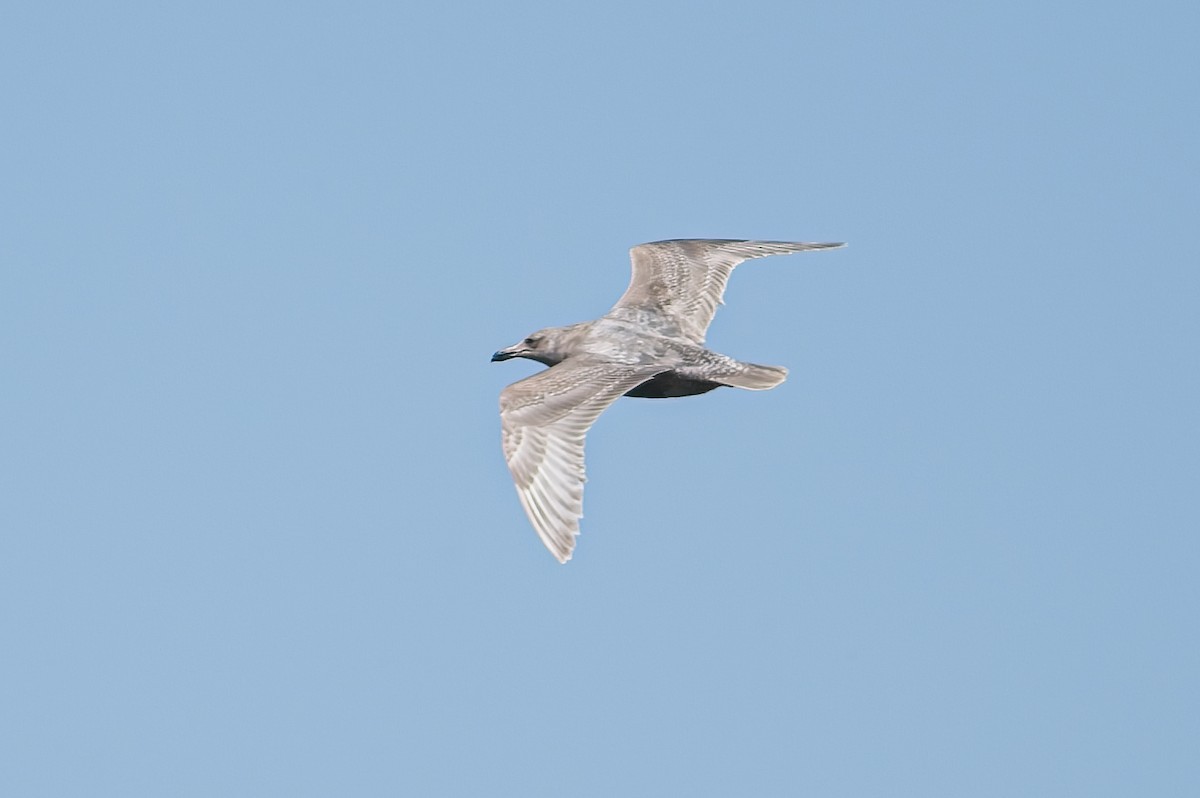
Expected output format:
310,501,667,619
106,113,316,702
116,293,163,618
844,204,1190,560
523,337,538,347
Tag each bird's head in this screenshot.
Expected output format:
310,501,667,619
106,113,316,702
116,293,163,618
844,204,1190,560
491,324,586,367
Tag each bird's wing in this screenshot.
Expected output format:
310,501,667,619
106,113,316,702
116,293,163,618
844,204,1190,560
500,358,666,563
611,239,845,344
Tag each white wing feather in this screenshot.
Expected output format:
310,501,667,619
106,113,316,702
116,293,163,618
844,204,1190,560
613,239,845,343
500,359,665,562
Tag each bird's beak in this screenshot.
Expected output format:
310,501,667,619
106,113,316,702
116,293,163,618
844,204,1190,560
491,343,522,362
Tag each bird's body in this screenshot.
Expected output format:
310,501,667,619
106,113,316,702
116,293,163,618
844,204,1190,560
493,238,844,562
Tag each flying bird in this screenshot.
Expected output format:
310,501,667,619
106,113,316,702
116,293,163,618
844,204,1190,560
492,238,844,562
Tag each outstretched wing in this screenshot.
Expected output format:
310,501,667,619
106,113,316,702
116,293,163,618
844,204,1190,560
611,239,845,344
500,358,665,563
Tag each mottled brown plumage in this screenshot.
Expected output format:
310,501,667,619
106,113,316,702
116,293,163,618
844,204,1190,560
493,239,844,562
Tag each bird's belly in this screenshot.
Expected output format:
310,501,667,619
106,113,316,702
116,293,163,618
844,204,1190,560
624,372,723,399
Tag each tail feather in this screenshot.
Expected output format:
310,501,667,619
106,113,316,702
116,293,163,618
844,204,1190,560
721,363,788,391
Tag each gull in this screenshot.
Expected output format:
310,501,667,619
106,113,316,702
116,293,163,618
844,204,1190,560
492,238,845,562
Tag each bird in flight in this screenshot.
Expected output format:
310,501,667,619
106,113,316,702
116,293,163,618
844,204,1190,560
492,238,844,562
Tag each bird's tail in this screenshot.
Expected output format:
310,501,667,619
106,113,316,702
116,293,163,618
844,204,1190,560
721,363,788,391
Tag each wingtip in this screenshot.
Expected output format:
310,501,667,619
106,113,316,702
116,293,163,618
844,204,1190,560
547,542,574,563
555,537,576,563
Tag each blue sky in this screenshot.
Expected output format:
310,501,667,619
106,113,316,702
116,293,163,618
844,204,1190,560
2,1,1197,795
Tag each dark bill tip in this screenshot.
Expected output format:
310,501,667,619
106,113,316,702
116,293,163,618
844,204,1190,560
491,350,512,362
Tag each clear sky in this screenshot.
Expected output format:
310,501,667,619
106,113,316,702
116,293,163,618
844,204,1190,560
2,1,1197,795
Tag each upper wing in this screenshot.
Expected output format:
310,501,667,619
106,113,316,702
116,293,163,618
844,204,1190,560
611,239,845,344
500,358,665,563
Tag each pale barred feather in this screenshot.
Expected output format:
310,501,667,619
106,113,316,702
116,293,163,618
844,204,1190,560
613,239,845,344
500,359,665,562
